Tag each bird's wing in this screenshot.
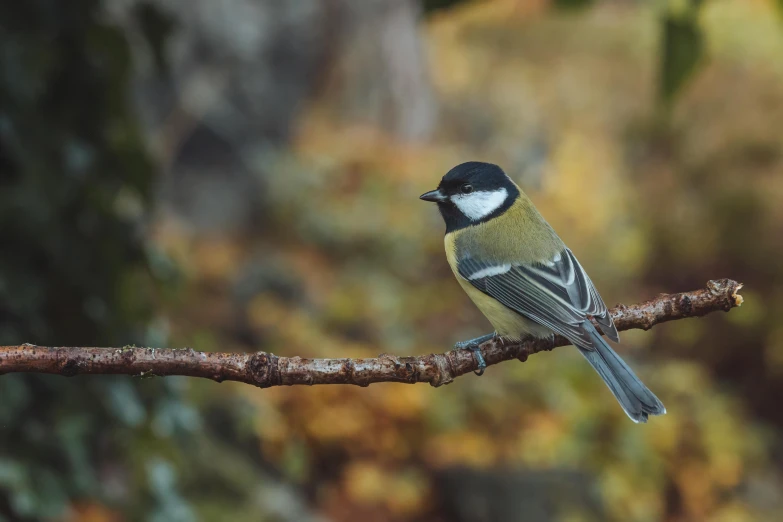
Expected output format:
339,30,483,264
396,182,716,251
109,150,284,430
458,248,618,347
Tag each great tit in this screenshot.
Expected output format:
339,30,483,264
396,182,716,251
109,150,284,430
420,161,665,423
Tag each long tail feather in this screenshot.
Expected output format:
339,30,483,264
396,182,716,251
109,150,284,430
576,321,666,423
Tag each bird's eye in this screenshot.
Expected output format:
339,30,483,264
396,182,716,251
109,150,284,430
461,183,474,194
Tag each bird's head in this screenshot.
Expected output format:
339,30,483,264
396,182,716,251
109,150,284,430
420,162,520,230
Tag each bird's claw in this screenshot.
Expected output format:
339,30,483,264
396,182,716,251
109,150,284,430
455,333,496,376
454,338,490,376
468,344,486,376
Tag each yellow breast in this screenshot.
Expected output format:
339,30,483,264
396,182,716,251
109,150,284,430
444,231,551,341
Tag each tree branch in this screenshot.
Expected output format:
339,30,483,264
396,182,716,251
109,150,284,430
0,279,743,388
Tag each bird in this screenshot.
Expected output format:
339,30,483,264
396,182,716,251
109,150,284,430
420,161,665,423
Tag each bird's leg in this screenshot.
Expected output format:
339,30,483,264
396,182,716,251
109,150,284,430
454,332,497,376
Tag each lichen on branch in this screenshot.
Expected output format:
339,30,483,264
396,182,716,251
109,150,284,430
0,279,743,388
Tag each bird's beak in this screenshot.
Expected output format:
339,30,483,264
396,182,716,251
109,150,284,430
419,189,447,203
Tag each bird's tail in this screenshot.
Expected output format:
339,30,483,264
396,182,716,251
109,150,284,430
577,321,666,423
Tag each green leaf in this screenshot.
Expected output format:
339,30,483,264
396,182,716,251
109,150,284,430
421,0,470,15
659,11,704,104
553,0,595,11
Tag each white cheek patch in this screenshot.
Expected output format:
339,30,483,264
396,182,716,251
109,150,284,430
451,188,508,221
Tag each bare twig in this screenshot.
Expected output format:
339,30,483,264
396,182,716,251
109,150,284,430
0,279,743,388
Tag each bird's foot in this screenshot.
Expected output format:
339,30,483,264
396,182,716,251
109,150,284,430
454,333,497,376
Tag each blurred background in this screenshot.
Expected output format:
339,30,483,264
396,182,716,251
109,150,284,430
1,0,781,520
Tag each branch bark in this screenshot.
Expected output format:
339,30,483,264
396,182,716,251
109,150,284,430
0,279,743,388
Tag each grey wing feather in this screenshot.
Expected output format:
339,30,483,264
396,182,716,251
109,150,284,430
563,252,619,342
458,249,665,422
458,248,618,347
